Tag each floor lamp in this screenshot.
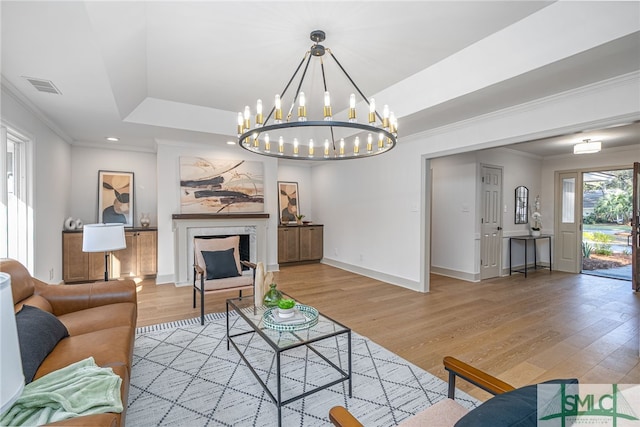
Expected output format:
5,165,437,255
82,223,126,281
1,272,25,413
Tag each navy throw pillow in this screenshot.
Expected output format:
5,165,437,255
201,248,240,280
455,378,579,427
15,305,69,383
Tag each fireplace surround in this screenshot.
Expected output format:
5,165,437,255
172,214,269,286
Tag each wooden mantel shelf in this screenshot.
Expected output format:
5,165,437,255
172,213,269,220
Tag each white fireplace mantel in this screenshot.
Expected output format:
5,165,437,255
172,214,269,286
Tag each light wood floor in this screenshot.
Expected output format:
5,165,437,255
135,264,639,399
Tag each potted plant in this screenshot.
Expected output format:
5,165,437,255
530,213,541,236
295,214,305,225
277,298,296,318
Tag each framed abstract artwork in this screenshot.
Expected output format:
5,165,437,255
278,181,299,224
180,157,264,214
98,170,134,226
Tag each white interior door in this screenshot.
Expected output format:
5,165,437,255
480,165,502,279
555,171,581,273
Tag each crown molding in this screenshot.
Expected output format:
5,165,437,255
1,77,73,144
408,71,640,142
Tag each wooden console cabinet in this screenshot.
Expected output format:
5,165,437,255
278,224,323,264
63,228,157,283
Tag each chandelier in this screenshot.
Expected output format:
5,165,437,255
237,30,397,160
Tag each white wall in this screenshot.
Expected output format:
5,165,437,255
430,153,478,277
70,146,157,227
313,140,423,289
1,85,71,283
155,141,279,283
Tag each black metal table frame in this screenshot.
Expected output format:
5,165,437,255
509,235,552,277
226,296,352,427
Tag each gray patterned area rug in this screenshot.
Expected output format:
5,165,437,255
128,312,480,426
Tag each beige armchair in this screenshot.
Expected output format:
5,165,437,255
193,236,254,325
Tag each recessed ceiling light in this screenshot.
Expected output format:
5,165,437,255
226,140,236,145
106,137,119,142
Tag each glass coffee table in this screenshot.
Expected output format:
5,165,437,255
226,294,352,427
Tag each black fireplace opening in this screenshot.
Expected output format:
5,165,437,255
195,234,250,271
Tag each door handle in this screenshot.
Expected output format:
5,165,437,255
497,226,502,230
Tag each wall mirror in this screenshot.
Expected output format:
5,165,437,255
515,186,529,224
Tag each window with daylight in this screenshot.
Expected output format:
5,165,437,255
1,126,31,267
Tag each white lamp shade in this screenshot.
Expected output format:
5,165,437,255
82,223,126,252
0,272,25,413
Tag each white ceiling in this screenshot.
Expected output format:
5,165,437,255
1,1,639,157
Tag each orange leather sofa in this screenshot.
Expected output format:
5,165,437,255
2,258,137,427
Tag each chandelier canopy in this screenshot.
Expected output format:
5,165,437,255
237,30,397,160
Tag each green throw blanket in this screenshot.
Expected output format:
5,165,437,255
0,357,122,426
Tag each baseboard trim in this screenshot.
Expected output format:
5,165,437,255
430,266,480,282
321,258,421,291
156,274,177,285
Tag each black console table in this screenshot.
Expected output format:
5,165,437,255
509,235,552,277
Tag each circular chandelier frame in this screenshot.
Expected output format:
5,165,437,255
237,30,398,161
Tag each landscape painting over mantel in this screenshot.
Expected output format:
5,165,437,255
179,157,264,214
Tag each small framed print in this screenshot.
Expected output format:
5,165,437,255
98,170,134,226
278,181,299,224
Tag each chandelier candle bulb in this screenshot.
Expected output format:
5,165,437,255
293,138,299,156
367,133,373,152
339,138,345,156
264,133,270,152
324,91,332,120
274,95,282,123
354,136,360,154
390,112,397,134
324,139,330,157
382,105,390,129
298,92,307,121
308,139,314,157
243,106,251,130
256,99,263,126
278,136,284,154
378,132,384,150
237,112,244,135
252,133,259,148
369,98,376,124
348,93,357,122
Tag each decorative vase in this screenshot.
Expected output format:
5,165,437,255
254,262,265,307
531,229,541,237
140,213,151,228
263,283,283,307
296,218,303,225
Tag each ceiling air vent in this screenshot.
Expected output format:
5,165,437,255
23,77,62,95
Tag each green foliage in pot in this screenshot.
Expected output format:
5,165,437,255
277,299,296,310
